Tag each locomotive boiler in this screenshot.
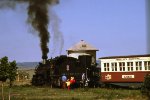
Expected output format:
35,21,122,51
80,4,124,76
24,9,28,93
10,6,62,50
31,55,100,87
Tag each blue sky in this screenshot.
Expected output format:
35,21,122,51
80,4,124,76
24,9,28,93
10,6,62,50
0,0,148,62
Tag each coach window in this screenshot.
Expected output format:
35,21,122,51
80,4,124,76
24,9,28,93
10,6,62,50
136,61,142,71
127,62,133,71
149,61,150,70
144,61,150,70
104,63,109,71
111,62,117,71
119,62,125,71
111,63,114,71
104,63,106,71
115,63,117,71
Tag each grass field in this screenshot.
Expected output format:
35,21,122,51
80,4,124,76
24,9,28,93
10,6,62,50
0,85,148,100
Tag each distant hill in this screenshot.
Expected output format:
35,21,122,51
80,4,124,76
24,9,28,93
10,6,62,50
17,62,39,69
17,60,100,69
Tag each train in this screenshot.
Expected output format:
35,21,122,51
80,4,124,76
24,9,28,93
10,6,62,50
32,54,150,88
99,54,150,88
32,55,100,88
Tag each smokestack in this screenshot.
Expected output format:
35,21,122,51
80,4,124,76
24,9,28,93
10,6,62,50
42,55,48,64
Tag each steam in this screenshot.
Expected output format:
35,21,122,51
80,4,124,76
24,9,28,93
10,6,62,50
0,0,27,9
49,8,64,56
0,0,64,59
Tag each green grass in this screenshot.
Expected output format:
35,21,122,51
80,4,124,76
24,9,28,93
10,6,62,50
0,85,148,100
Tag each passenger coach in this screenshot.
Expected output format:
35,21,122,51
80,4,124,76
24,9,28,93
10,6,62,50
99,54,150,87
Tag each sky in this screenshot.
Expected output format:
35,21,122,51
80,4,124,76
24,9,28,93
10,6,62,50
0,0,148,62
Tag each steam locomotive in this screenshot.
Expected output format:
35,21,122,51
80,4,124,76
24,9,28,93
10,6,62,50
31,55,100,87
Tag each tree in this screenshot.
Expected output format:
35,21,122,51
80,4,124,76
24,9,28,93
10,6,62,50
8,60,17,100
141,74,150,99
8,60,17,87
0,56,9,100
0,56,9,82
0,56,18,100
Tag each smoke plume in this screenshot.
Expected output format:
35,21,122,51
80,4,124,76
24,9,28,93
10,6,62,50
28,0,60,59
0,0,63,60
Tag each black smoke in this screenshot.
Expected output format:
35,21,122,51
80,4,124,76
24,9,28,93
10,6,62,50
28,0,50,59
0,0,63,60
28,0,60,59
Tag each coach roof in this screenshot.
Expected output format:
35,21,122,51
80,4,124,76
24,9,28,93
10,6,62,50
99,54,150,59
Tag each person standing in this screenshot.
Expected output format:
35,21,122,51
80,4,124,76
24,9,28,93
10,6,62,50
70,77,76,89
66,79,70,90
82,73,86,87
61,74,67,89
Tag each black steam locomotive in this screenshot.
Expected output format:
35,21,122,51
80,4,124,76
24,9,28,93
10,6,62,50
32,55,100,88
